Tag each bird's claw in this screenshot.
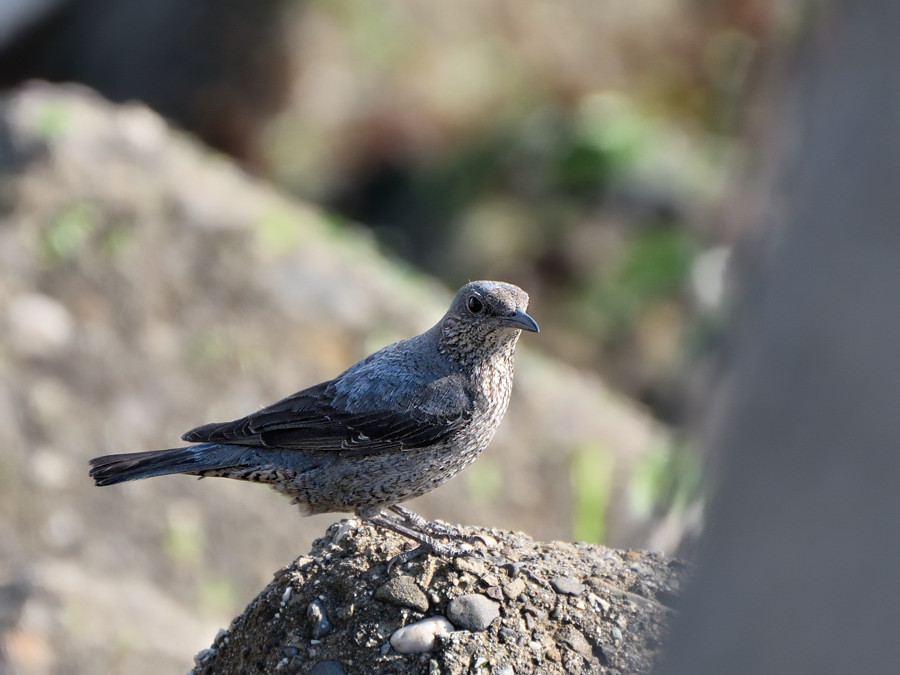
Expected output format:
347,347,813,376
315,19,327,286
387,545,428,573
386,539,506,573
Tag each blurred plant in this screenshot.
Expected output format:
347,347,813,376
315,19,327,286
464,455,504,506
197,575,238,617
186,328,233,371
629,440,704,521
582,224,695,337
164,504,206,567
42,201,99,264
33,98,70,140
570,443,614,543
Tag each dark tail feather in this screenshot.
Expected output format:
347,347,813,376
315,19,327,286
89,443,250,486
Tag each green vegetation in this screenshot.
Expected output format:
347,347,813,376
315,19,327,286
465,455,504,505
630,440,704,518
571,443,614,543
42,201,98,263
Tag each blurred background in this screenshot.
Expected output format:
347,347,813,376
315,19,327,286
0,0,814,672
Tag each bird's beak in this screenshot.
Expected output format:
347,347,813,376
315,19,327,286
500,309,540,333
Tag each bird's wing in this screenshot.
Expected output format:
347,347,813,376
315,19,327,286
181,377,474,457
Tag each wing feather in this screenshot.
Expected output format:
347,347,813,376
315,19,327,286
181,376,473,457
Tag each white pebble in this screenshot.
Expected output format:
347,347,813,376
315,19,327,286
389,616,455,654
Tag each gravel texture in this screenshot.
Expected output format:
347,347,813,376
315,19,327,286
191,519,687,674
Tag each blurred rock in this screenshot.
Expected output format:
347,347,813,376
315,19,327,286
6,292,74,358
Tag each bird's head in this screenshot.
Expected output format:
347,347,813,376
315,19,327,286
439,281,539,360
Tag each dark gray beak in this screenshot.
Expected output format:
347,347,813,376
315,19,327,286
500,309,540,333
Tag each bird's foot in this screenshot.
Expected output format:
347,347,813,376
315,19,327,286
388,505,498,549
368,511,502,571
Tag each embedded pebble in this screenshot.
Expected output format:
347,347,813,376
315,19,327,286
550,575,586,596
307,599,333,638
503,577,526,600
471,532,498,549
504,562,526,578
446,594,500,631
590,592,611,613
453,557,486,576
557,624,593,659
374,575,429,613
308,660,346,675
485,586,503,601
494,666,516,675
389,616,455,654
498,627,517,643
330,520,356,544
193,648,215,667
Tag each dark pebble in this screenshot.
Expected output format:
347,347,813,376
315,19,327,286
498,626,517,643
307,599,333,638
374,576,429,613
308,661,346,675
504,562,526,578
550,575,586,596
446,594,500,632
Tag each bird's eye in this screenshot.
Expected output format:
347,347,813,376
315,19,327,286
467,295,484,313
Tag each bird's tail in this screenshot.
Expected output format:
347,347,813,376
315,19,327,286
89,443,251,486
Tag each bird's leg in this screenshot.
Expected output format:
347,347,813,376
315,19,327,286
388,505,464,539
388,505,497,549
368,512,480,570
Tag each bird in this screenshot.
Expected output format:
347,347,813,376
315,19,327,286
89,280,538,561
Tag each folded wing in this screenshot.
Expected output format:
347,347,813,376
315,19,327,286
181,376,474,457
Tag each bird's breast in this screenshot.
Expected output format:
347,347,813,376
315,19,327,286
469,350,516,430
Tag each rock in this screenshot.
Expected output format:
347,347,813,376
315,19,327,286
550,575,586,596
503,577,526,600
374,576,429,613
7,293,75,358
498,627,518,644
485,585,503,601
330,520,358,544
453,557,486,576
445,594,500,632
504,562,526,578
307,599,333,638
389,616,455,654
308,661,346,675
191,521,685,673
556,624,593,659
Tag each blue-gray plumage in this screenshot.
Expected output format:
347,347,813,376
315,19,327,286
89,281,538,557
